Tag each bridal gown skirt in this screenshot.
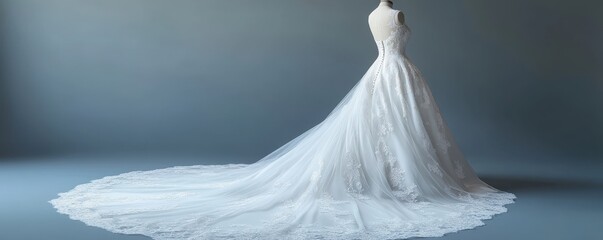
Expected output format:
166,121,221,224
50,21,515,240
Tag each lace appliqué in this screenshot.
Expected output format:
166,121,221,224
375,105,394,137
427,163,444,177
394,85,408,119
344,151,364,194
454,160,466,179
309,158,325,192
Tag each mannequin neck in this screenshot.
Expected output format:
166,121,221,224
379,1,393,7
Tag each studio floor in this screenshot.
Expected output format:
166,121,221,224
1,154,601,240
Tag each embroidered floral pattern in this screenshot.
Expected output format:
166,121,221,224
344,151,364,194
428,163,444,177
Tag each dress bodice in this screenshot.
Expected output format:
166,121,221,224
374,9,411,57
369,9,412,95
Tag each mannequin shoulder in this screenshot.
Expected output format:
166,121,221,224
368,10,378,25
395,11,405,25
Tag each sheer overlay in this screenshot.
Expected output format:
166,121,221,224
50,9,515,240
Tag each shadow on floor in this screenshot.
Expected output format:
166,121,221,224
479,175,603,192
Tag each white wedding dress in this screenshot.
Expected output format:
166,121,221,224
50,9,515,240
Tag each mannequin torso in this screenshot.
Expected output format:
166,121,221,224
368,1,405,41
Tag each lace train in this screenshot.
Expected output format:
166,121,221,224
51,164,515,240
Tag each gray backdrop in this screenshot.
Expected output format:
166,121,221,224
1,0,602,161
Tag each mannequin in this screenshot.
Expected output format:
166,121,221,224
368,0,405,41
